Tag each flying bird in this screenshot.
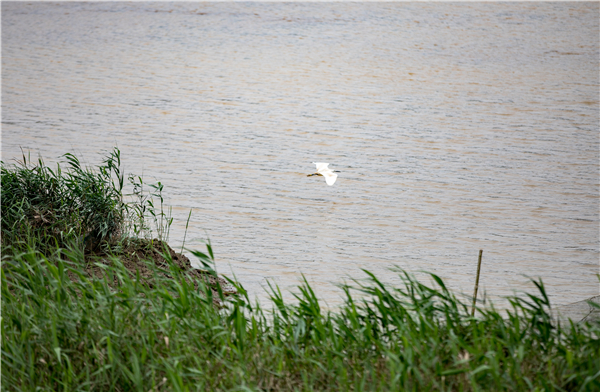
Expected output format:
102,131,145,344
307,162,340,186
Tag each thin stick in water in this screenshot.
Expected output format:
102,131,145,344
471,249,483,316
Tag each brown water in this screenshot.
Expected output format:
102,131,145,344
2,2,598,308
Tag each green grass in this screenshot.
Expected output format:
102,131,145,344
1,148,129,254
2,150,599,391
1,148,173,255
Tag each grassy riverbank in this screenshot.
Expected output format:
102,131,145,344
2,150,599,391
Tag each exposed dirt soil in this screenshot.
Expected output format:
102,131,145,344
77,238,237,303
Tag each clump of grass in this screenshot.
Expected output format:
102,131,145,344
1,242,229,391
1,148,173,255
1,149,126,254
126,174,174,245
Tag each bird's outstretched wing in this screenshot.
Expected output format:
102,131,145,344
313,162,330,173
322,170,338,186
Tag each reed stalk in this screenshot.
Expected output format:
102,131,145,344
471,249,483,316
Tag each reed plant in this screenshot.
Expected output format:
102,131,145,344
1,148,173,256
1,149,126,254
2,150,599,391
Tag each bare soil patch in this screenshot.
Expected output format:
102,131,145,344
75,238,237,302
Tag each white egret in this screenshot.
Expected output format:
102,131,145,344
307,162,340,186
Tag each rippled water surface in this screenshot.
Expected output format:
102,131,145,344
2,2,598,308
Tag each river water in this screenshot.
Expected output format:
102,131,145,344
2,2,598,309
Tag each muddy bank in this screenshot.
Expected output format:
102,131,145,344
73,238,237,302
